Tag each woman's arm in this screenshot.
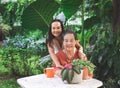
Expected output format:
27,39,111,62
47,44,63,68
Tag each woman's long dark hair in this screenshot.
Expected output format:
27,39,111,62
46,19,64,47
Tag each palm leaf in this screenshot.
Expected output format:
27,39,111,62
22,0,59,32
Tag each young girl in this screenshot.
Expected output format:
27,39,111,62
54,30,90,79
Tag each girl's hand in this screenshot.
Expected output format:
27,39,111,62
75,40,83,52
56,64,64,69
55,68,62,77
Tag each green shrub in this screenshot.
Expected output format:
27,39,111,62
0,35,49,76
0,47,41,76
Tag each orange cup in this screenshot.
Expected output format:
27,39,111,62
44,67,55,78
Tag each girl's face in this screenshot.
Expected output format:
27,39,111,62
63,33,76,52
51,21,62,37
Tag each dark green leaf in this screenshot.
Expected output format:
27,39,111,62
22,0,59,32
61,0,83,20
84,16,100,29
107,58,113,68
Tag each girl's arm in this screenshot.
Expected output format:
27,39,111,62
78,50,88,61
75,40,87,61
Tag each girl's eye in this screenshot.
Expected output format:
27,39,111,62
57,27,61,29
64,40,68,42
70,39,74,42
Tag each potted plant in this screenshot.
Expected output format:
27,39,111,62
61,59,96,84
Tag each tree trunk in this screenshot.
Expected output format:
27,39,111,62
112,0,120,32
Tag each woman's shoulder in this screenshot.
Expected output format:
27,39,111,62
52,38,62,51
53,45,59,54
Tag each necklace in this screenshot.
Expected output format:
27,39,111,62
64,48,75,63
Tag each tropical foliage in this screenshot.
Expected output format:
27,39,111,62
0,35,44,76
21,0,82,34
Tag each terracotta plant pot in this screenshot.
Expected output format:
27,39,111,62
83,67,88,80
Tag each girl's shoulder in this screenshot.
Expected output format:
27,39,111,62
56,50,64,55
56,50,67,58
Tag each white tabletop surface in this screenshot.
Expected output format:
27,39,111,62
17,74,103,88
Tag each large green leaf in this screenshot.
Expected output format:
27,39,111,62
22,0,59,32
61,0,83,20
84,16,100,29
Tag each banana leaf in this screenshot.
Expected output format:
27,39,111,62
61,0,83,20
22,0,59,33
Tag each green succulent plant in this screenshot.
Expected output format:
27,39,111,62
61,59,96,84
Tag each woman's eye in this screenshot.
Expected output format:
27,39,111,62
52,27,55,30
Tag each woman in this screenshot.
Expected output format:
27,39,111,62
46,19,64,68
54,30,90,79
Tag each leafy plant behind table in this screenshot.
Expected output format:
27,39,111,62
0,35,49,76
86,25,120,88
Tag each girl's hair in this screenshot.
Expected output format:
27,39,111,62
62,29,77,40
46,19,64,46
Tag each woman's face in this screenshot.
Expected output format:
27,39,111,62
63,33,76,52
51,21,62,37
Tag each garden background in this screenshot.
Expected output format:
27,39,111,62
0,0,120,88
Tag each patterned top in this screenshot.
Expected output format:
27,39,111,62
53,50,79,67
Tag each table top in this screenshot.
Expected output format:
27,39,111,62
17,74,103,88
